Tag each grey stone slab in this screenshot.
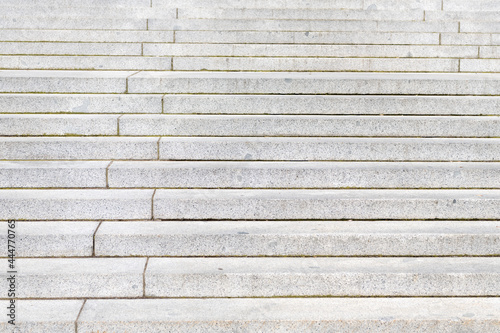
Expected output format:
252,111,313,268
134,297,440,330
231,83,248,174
120,115,499,137
0,17,146,30
0,137,158,160
95,220,500,256
0,258,146,298
0,42,142,56
426,10,500,21
146,257,500,297
159,137,500,161
154,0,363,9
108,161,500,189
492,34,500,45
128,72,500,95
441,33,493,46
163,95,500,115
0,70,133,93
480,46,500,58
0,94,162,114
0,221,98,257
0,161,108,188
444,0,500,11
0,56,172,71
0,6,176,19
461,59,500,73
0,300,82,333
178,8,424,20
0,189,153,220
0,0,150,6
145,43,477,58
173,57,459,72
0,114,118,136
174,31,439,44
364,0,441,10
0,29,174,43
153,189,500,220
461,22,500,33
78,298,500,332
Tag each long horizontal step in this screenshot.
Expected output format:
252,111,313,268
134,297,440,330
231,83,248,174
152,0,365,9
153,189,500,220
162,95,500,115
0,137,158,160
158,137,500,161
146,257,500,297
76,298,500,332
0,42,143,56
107,161,500,189
0,258,146,298
0,221,98,257
0,0,151,6
0,189,154,220
96,220,500,256
0,17,147,30
0,6,176,19
128,72,500,95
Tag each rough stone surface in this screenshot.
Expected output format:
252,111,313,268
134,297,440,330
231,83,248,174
0,42,142,56
0,17,146,30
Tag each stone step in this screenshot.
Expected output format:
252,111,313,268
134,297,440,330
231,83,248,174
174,31,440,45
145,44,479,58
153,0,366,9
0,258,146,298
0,161,107,188
0,221,98,257
481,46,500,58
444,0,500,11
96,220,500,256
0,94,162,114
107,161,500,189
162,95,500,115
0,0,151,6
76,298,500,332
426,10,500,22
441,33,499,46
0,114,119,136
172,57,460,72
0,189,153,220
145,257,500,297
128,72,500,95
0,6,176,19
0,137,158,160
0,42,142,56
153,189,500,220
0,17,147,30
158,137,500,161
461,59,500,73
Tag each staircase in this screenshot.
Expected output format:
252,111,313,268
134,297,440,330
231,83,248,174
1,0,500,331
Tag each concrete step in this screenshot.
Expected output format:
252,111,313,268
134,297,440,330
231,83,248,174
145,257,500,297
174,31,440,45
145,44,479,58
0,258,146,298
0,221,98,257
0,94,162,114
0,42,142,56
0,161,107,188
76,298,500,332
0,114,119,136
0,17,147,30
0,189,153,220
158,137,500,161
95,220,500,256
128,72,500,95
0,137,158,160
153,189,500,220
162,95,500,115
107,161,500,189
172,57,460,72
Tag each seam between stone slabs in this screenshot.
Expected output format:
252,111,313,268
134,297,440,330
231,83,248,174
156,137,161,159
75,299,86,333
151,189,157,220
92,221,103,257
117,114,124,135
161,93,166,113
143,257,150,297
125,71,141,94
105,161,113,188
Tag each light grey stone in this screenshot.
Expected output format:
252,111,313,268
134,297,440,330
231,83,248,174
0,161,108,188
0,137,158,160
0,42,142,56
146,257,500,297
0,114,118,136
154,0,363,9
364,0,441,10
0,258,146,298
108,161,500,189
175,31,439,45
0,6,176,19
163,95,500,115
444,0,500,11
145,43,477,58
0,0,150,6
492,34,500,45
173,57,458,72
178,8,424,20
0,221,98,257
0,29,173,43
0,189,153,220
78,298,500,332
0,17,146,30
0,300,83,333
153,189,500,220
159,137,500,161
461,22,500,33
426,10,500,21
0,94,162,114
95,220,500,256
441,33,493,45
461,59,500,73
0,70,133,93
128,72,500,95
480,46,500,58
